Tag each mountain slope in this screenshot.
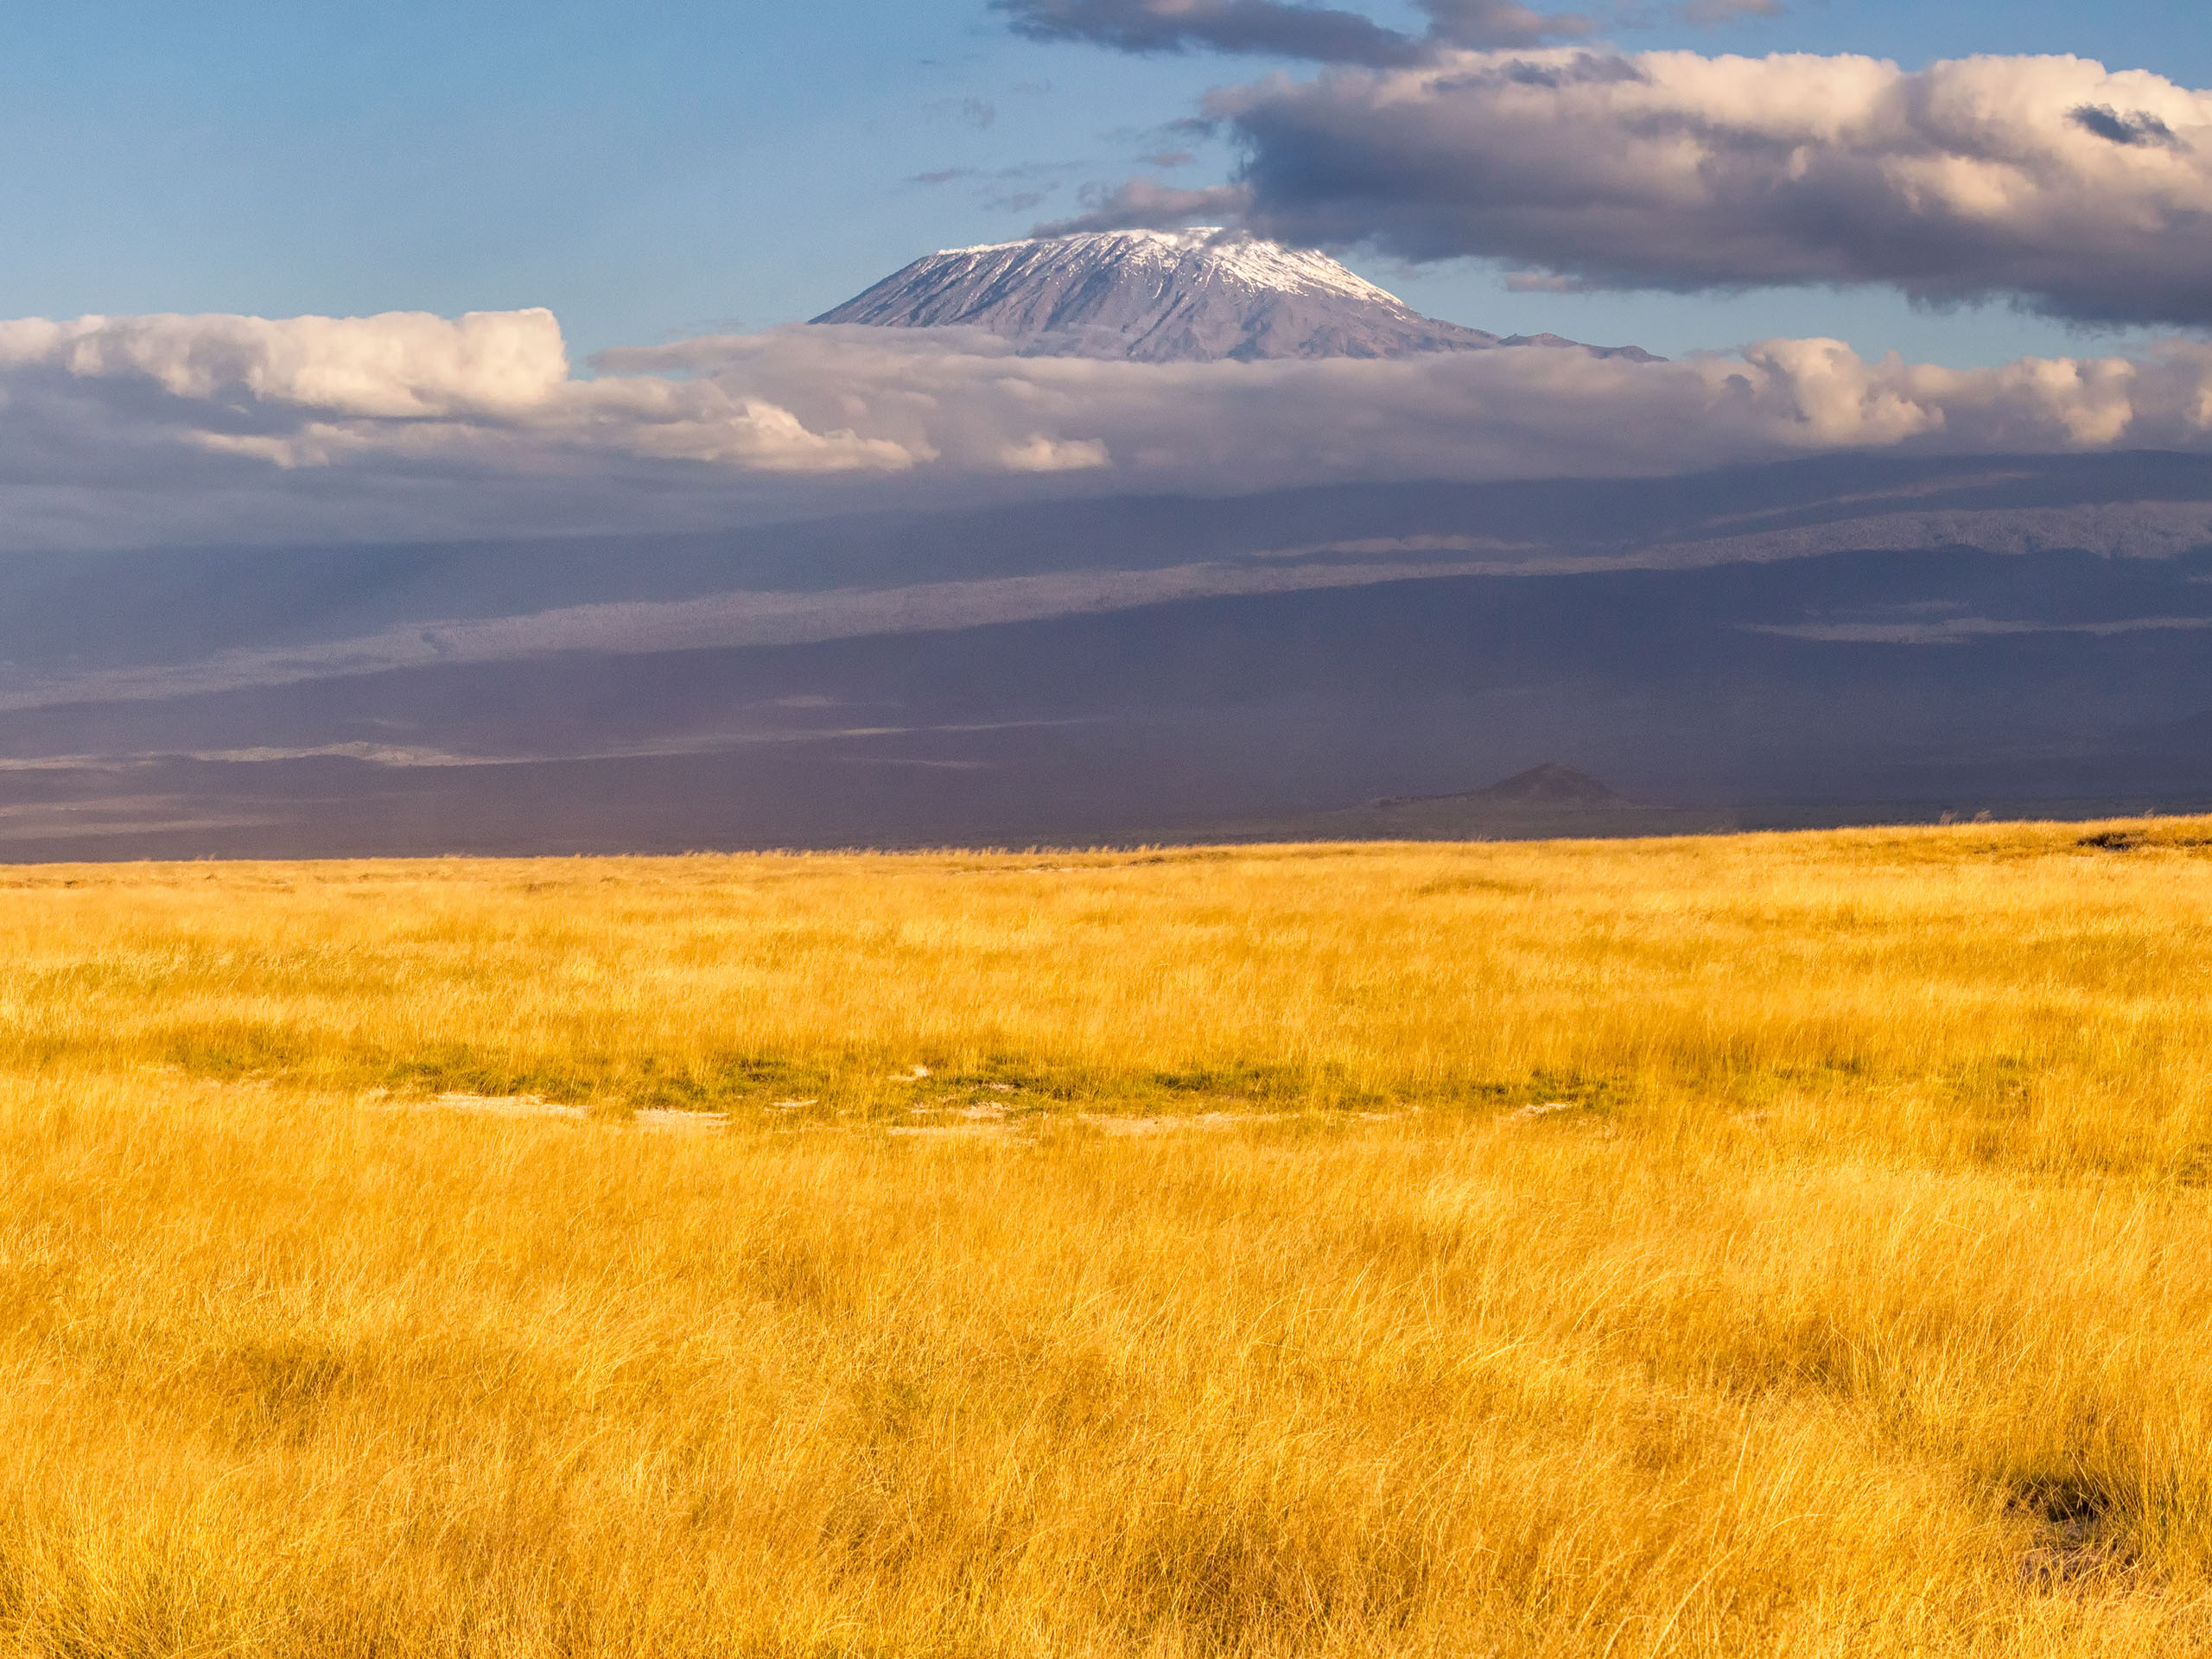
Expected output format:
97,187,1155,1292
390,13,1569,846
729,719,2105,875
3,453,2210,856
812,229,1657,363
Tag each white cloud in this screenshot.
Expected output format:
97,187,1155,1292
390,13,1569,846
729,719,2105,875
1202,48,2212,325
2,302,2212,550
626,321,2212,487
0,308,572,417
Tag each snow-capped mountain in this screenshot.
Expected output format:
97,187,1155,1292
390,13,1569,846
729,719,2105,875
812,229,1658,363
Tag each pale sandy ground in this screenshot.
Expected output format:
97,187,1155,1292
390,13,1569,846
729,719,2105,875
368,1092,730,1133
367,1090,1432,1137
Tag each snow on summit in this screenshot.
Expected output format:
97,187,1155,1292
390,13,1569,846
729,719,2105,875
935,229,1408,308
813,229,1656,364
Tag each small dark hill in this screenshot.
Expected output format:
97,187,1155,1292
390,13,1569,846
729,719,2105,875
1370,762,1636,813
1474,763,1633,807
1209,763,1720,843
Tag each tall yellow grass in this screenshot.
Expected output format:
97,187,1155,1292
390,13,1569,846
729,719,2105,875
5,820,2212,1654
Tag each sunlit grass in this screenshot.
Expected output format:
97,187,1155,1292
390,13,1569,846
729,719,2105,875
6,820,2212,1653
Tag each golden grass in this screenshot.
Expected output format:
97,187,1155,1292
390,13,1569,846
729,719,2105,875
6,819,2212,1654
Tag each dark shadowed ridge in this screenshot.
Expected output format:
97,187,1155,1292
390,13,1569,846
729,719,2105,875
811,228,1658,363
3,452,2212,858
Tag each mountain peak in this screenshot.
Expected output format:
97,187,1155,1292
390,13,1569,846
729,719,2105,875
813,231,1658,365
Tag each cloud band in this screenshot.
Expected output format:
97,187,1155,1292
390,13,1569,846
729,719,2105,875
2,303,2212,549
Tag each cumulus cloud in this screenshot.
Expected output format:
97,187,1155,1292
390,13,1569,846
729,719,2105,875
991,0,1586,67
0,308,913,479
615,322,2212,491
0,308,572,419
0,309,927,549
1205,48,2212,326
10,302,2212,550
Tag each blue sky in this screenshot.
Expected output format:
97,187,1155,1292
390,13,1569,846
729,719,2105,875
0,1,2206,365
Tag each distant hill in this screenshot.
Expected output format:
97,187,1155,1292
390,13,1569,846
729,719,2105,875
1207,765,1732,843
812,228,1658,364
1389,762,1636,810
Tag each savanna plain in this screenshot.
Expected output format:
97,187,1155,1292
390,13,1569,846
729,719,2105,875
9,822,2212,1656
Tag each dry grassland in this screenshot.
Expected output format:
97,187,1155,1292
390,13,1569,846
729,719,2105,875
6,820,2212,1655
